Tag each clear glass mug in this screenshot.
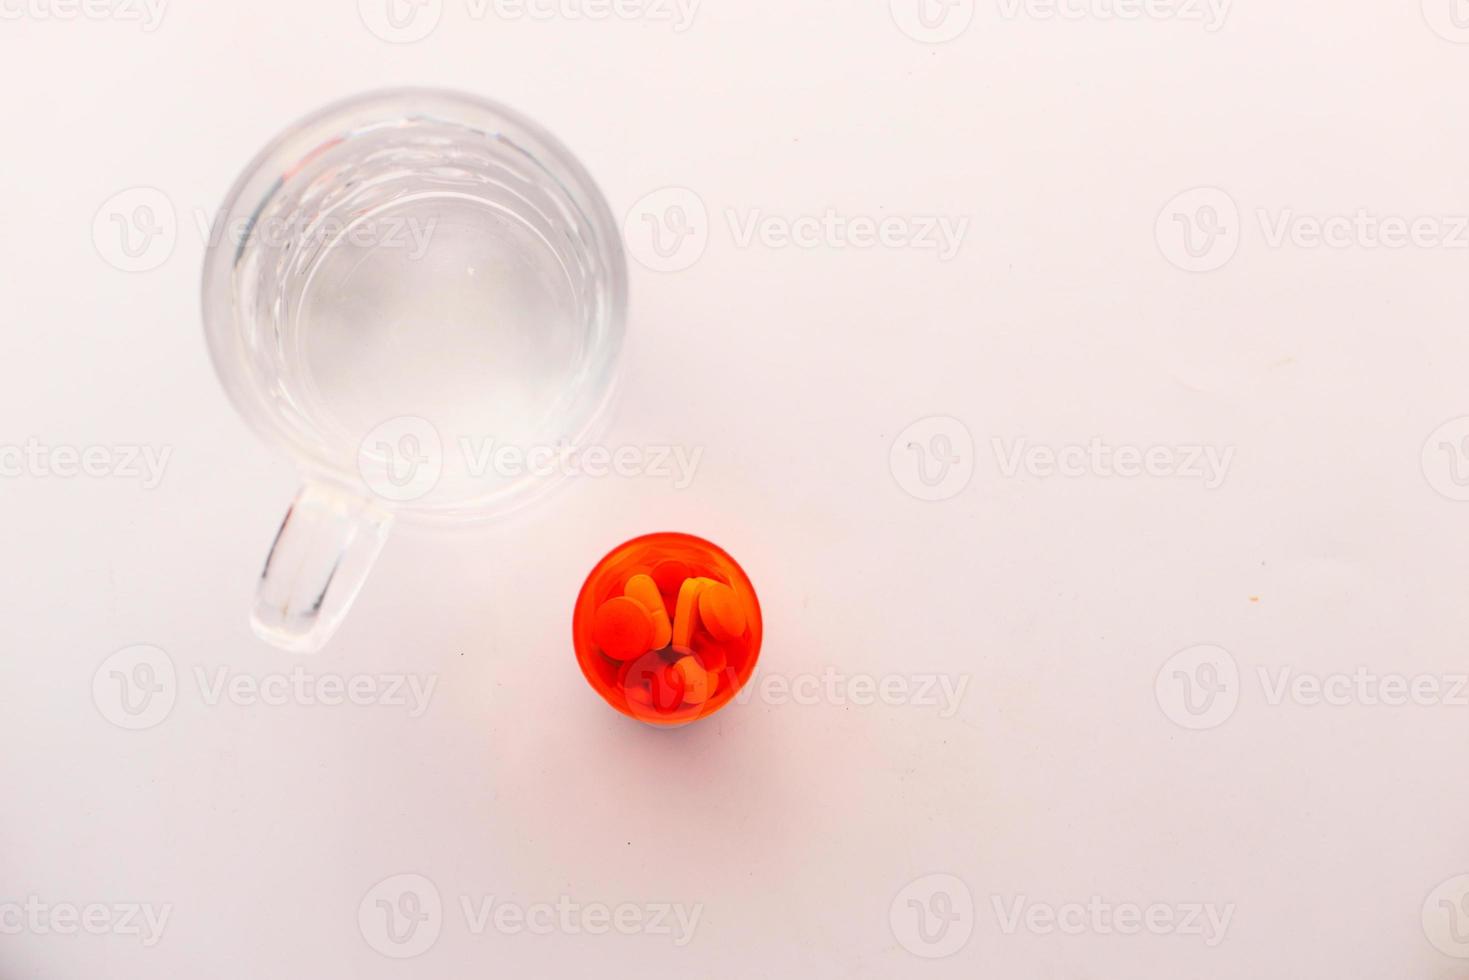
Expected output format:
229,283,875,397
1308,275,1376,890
202,89,627,652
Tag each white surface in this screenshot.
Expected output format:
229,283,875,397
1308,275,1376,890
4,2,1469,977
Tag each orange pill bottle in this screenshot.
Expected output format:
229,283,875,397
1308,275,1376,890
573,532,762,726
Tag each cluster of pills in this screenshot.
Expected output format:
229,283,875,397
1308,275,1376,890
574,533,761,725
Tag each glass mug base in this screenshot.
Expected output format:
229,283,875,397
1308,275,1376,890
202,89,628,652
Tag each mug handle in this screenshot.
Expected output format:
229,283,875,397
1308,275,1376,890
251,482,393,653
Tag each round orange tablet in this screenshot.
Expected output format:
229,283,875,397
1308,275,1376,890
593,596,654,660
698,582,747,641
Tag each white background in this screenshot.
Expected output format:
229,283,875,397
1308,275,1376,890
4,0,1469,976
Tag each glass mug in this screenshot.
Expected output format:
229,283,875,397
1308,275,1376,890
202,89,627,652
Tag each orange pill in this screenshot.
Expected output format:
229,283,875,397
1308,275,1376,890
624,574,672,650
698,581,747,641
674,655,718,705
671,577,709,654
593,596,654,660
652,560,691,595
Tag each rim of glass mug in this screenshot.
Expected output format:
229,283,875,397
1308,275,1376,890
202,87,627,521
